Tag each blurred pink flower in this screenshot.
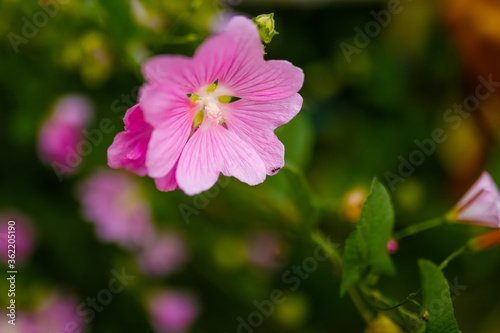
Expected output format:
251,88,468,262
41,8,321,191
0,211,36,266
38,94,93,176
109,16,304,195
449,171,500,228
246,231,282,268
136,231,188,277
1,293,85,333
148,290,200,333
77,170,154,249
34,293,86,333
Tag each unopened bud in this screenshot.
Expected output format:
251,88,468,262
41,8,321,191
387,238,399,254
252,13,279,44
469,230,500,252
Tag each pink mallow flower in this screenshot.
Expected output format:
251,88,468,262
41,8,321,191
38,94,93,176
0,211,36,266
149,290,200,333
448,171,500,228
108,16,304,195
136,231,188,277
77,170,154,249
33,292,86,333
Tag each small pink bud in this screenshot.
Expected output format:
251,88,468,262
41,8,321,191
387,238,399,254
449,172,500,228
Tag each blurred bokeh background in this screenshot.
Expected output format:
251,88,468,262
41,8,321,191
1,0,500,332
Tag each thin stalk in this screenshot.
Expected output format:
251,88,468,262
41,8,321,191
439,245,467,270
393,216,445,240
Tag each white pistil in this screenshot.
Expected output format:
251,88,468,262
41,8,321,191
203,99,223,124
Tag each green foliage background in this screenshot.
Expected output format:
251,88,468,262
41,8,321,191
1,0,500,332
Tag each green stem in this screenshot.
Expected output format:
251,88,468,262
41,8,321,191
362,286,422,330
374,290,420,311
439,245,467,270
310,230,342,269
347,287,373,323
393,216,446,240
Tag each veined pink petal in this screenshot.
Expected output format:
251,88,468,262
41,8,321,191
108,105,152,176
224,60,304,101
192,16,263,88
142,55,199,92
222,95,302,174
176,126,266,195
453,172,500,228
194,16,304,101
225,119,284,175
141,85,196,178
224,93,303,129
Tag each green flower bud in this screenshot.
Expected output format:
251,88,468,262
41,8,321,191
252,13,279,44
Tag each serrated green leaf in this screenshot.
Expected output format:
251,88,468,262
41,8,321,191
340,178,395,295
419,260,460,333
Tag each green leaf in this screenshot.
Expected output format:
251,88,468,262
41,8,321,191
340,230,366,295
340,178,395,295
419,260,460,333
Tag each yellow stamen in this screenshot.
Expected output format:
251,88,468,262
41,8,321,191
189,94,199,102
207,82,217,92
193,110,204,129
218,95,232,104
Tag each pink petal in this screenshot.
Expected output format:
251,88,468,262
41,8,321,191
224,60,304,101
108,105,152,176
456,172,500,208
225,120,284,175
192,16,264,88
193,16,304,101
455,172,500,227
176,126,266,196
221,94,303,174
224,93,303,129
142,55,198,92
141,85,196,178
155,162,179,192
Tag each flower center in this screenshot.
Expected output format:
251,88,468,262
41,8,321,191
190,80,240,130
203,98,224,124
